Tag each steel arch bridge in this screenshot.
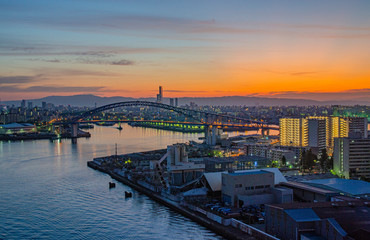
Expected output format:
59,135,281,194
71,101,267,128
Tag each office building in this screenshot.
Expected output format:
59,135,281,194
27,102,33,109
333,137,370,179
175,98,178,107
169,98,174,106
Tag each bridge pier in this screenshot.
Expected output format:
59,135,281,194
261,128,270,136
205,125,225,146
71,123,78,138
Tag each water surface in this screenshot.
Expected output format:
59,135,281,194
0,124,224,240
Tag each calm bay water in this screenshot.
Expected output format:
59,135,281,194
0,124,224,240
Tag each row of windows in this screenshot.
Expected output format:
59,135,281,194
244,185,270,190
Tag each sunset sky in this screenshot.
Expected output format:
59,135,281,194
1,0,369,101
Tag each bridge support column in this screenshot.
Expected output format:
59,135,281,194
262,128,269,136
71,123,78,138
204,125,223,146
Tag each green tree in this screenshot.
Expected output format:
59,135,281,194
281,156,287,167
302,149,316,170
325,156,333,171
319,149,329,172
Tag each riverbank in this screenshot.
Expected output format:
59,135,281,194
0,130,91,141
87,161,255,240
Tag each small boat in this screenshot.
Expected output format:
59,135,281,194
125,191,132,197
109,182,116,188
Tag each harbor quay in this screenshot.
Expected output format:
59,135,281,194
87,142,281,240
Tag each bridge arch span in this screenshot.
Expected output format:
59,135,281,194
72,100,265,126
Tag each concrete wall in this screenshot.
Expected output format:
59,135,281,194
222,171,274,205
238,193,275,207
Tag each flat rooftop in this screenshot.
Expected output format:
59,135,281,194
281,181,338,195
227,170,270,176
304,178,370,196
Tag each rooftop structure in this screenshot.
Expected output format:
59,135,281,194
266,201,370,240
202,168,287,192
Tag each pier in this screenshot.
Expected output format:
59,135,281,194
87,160,255,240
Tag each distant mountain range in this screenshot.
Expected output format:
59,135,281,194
2,94,370,107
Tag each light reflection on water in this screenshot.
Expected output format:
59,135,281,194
0,124,224,240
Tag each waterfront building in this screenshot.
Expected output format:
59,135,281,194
0,123,36,134
333,137,370,179
221,170,292,207
166,144,205,186
202,168,287,194
265,201,370,240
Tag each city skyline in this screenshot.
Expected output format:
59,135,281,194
1,0,370,101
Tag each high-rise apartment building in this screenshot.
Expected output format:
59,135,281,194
281,117,368,151
333,137,370,179
307,119,326,150
279,118,307,147
348,117,368,138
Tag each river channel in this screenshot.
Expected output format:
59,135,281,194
0,124,225,240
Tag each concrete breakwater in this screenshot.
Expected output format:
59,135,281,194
87,161,255,240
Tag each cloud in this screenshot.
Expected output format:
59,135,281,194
0,85,111,93
267,70,322,77
76,58,134,66
0,75,41,84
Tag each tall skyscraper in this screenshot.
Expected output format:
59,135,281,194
175,98,178,107
156,86,163,103
27,102,33,109
169,98,174,106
